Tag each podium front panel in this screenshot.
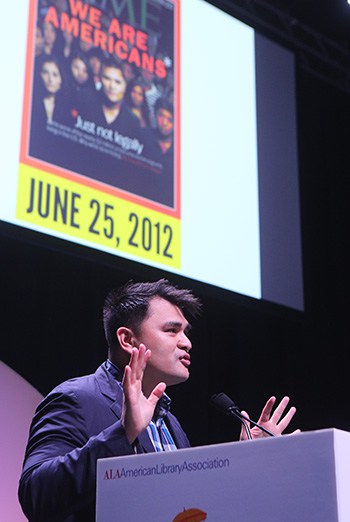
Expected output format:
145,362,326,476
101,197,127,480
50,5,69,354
96,428,350,521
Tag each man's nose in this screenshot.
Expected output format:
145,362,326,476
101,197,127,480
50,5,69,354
178,333,192,351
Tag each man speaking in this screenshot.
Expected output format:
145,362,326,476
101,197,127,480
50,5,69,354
19,279,297,521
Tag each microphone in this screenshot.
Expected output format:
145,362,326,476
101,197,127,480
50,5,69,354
210,392,275,438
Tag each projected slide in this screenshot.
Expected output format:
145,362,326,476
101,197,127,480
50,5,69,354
18,0,181,269
0,0,303,310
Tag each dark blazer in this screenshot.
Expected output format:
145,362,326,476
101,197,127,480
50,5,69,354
18,362,190,522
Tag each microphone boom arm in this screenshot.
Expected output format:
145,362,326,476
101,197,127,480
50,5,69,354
210,392,275,438
228,406,275,437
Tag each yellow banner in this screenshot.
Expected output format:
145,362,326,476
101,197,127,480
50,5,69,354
17,164,180,268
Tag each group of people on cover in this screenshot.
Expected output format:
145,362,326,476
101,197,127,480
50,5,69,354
32,16,174,175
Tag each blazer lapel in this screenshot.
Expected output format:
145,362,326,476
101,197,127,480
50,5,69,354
138,429,156,453
95,363,123,419
166,412,191,449
94,363,189,452
95,363,155,452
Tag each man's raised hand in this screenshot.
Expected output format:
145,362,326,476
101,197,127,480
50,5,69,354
121,344,166,444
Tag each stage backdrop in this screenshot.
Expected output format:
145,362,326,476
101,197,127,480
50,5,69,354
0,362,43,521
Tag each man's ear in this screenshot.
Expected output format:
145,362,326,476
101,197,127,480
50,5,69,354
116,327,136,355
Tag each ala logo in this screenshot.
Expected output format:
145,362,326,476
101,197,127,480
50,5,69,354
103,468,119,480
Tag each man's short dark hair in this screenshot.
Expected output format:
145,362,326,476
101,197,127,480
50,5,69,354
100,57,124,78
103,279,201,350
155,97,173,116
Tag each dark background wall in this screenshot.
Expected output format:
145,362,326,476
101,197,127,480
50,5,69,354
1,8,350,447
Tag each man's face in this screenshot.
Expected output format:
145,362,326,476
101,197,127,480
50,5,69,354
43,22,56,46
134,297,192,389
89,56,101,75
71,58,88,85
35,27,44,56
101,66,126,104
156,108,174,137
123,63,135,83
140,68,154,87
131,85,144,108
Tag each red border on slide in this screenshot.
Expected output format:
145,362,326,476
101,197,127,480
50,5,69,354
20,0,181,219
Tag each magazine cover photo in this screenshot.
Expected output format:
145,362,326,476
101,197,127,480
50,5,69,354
23,0,179,210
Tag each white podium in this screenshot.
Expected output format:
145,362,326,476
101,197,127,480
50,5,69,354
96,428,350,521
